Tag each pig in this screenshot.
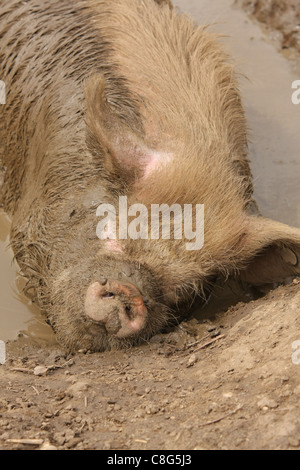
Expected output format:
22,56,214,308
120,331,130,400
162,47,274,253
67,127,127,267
0,0,300,352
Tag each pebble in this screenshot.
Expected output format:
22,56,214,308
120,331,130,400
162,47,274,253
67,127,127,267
33,365,48,376
39,441,58,451
207,325,216,332
210,330,221,338
186,354,198,367
257,398,278,410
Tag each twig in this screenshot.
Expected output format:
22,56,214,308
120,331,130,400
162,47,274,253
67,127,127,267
31,385,40,395
11,358,74,375
193,334,225,352
48,358,74,370
199,406,242,427
6,439,44,446
184,334,211,350
10,368,32,374
175,334,214,357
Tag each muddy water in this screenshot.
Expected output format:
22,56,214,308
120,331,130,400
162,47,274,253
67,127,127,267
1,0,300,341
0,212,54,342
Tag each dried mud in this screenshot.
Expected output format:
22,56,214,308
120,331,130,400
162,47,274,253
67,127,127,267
1,282,300,450
236,0,300,58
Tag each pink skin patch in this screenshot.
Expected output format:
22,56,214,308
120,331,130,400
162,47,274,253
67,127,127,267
105,239,123,253
141,150,173,179
112,136,173,180
101,218,123,253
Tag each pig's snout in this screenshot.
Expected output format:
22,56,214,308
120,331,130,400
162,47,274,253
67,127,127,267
85,280,147,338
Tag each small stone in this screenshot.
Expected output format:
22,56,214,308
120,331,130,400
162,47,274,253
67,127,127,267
210,329,221,338
145,404,160,415
187,354,198,367
207,325,216,332
257,398,278,409
33,365,48,376
107,399,117,404
223,392,233,398
40,441,58,451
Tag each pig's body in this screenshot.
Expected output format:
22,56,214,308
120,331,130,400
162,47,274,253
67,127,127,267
1,0,300,351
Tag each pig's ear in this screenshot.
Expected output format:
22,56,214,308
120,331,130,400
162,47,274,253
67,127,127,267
239,216,300,286
85,76,168,182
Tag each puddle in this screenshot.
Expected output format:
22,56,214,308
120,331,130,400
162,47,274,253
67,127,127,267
0,212,55,343
1,0,300,341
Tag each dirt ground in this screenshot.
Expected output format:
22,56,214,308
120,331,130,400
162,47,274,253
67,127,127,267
236,0,300,58
1,0,300,451
0,281,300,450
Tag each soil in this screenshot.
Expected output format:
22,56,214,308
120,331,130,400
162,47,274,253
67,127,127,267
236,0,300,59
1,0,300,451
1,280,300,451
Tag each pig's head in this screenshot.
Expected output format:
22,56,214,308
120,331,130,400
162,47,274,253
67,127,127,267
48,242,176,351
47,213,300,353
43,75,300,352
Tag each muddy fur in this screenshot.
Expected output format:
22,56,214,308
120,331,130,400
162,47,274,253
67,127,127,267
1,0,300,352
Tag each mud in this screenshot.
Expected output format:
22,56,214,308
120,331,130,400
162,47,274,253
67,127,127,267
0,212,55,343
236,0,300,59
0,0,300,450
1,281,300,450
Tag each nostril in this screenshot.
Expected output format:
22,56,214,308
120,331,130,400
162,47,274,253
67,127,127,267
125,305,134,320
101,292,114,299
